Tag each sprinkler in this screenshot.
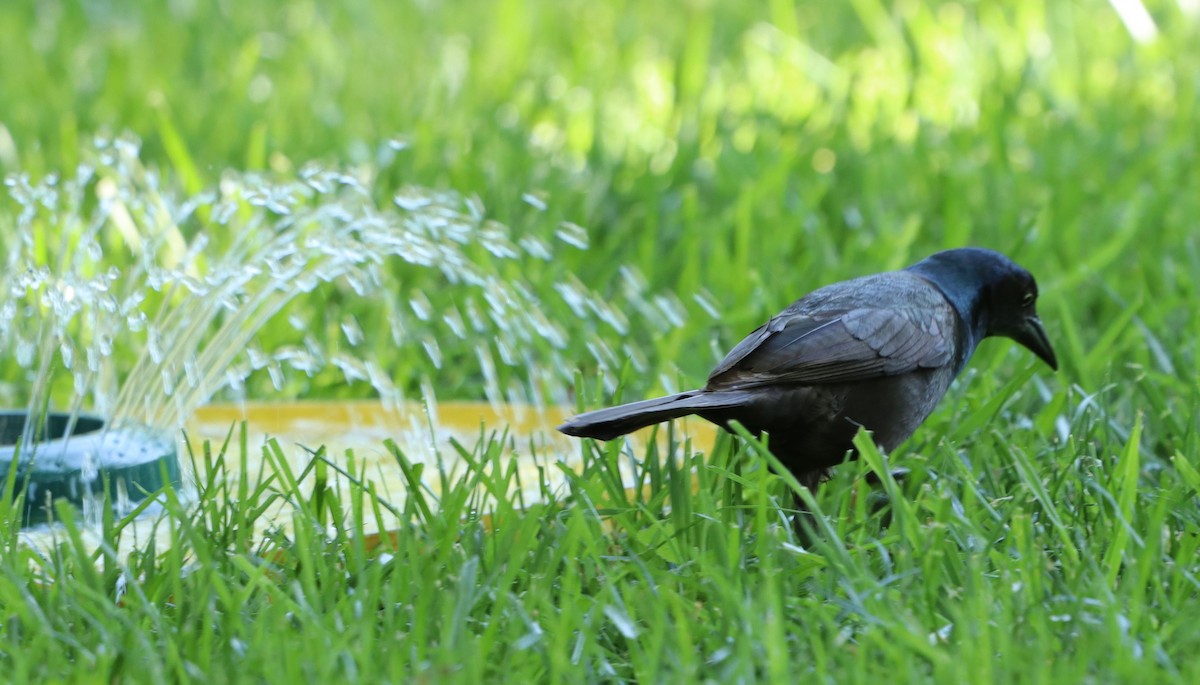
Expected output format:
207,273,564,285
0,411,180,526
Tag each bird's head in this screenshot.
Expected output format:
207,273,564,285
907,247,1057,370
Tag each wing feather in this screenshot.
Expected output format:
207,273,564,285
706,303,956,391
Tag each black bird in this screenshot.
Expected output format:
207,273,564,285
558,247,1057,489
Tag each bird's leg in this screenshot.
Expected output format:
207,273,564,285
789,465,911,543
799,467,833,491
863,466,911,486
855,465,912,524
788,467,832,544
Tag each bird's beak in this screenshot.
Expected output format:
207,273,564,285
1015,315,1057,370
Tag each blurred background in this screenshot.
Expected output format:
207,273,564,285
0,0,1195,435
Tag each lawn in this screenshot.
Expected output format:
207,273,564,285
1,0,1199,682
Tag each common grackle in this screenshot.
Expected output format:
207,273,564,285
558,247,1057,490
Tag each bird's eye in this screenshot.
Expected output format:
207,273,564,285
1021,291,1035,307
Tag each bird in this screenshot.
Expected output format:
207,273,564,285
558,247,1057,490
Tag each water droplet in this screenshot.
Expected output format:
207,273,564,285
555,222,589,249
409,291,432,321
341,316,364,346
693,290,721,319
422,337,442,369
521,193,548,211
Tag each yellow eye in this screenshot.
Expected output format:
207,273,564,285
1021,292,1035,307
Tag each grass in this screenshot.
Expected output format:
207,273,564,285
4,405,1198,681
2,0,1200,681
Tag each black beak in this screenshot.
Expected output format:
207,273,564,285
1015,315,1057,370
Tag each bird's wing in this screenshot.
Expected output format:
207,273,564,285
706,306,956,390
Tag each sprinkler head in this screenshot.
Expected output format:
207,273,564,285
0,411,180,526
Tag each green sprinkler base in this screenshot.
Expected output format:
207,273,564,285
0,411,180,526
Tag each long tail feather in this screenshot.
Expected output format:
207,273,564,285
557,389,750,440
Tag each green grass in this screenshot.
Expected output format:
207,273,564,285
4,408,1198,681
2,0,1200,681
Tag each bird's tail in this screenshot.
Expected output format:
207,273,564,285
557,389,750,441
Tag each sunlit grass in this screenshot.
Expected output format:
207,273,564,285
3,394,1198,681
1,0,1199,681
